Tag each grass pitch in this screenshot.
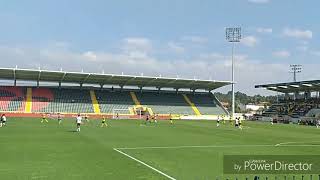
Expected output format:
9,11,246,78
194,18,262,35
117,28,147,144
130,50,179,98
1,118,320,180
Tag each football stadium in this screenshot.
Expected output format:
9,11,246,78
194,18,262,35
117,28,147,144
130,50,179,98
1,1,320,180
1,67,320,180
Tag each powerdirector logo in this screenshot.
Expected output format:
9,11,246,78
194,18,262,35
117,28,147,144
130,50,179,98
224,155,320,174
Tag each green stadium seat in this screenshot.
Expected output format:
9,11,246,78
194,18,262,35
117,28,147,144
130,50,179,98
187,93,227,115
136,92,195,115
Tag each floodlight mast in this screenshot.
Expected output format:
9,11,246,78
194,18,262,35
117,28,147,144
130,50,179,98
290,64,302,82
226,27,241,120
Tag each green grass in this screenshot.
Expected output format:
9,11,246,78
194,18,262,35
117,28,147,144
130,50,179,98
1,118,320,180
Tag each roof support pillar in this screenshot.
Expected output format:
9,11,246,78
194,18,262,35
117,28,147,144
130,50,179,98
80,83,83,89
293,92,298,100
157,87,161,94
120,85,124,92
304,91,311,100
139,86,143,93
284,93,289,101
13,68,16,86
60,72,66,88
37,70,41,88
175,88,179,94
100,84,104,90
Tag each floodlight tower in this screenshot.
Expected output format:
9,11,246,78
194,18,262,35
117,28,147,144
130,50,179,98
290,64,302,82
226,27,241,120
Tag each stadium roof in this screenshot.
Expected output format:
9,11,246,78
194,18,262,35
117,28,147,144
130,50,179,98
255,80,320,93
0,67,232,91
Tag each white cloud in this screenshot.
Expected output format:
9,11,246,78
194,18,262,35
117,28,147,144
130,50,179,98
83,51,97,61
296,46,308,52
199,53,225,60
248,0,270,4
122,37,152,54
272,50,291,58
168,42,185,53
256,28,273,33
283,28,313,39
241,36,259,47
0,43,312,95
181,36,208,44
310,51,320,56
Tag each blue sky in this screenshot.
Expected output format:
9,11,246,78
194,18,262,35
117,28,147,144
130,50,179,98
0,0,319,95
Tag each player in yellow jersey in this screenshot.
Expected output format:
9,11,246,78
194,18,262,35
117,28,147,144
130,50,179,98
41,114,48,123
57,113,62,125
169,114,173,125
222,115,226,124
154,114,158,123
101,116,108,127
84,114,89,123
239,117,243,130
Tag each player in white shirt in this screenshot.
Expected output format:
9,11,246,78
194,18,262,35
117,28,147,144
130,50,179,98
217,116,220,127
76,114,82,132
235,117,239,128
1,114,7,127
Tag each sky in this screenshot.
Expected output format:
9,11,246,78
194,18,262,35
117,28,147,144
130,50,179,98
0,0,319,95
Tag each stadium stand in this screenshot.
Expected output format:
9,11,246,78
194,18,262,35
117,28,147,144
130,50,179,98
0,86,26,112
256,81,320,124
0,86,228,116
95,90,134,114
261,99,319,118
0,68,232,118
187,93,227,115
135,91,195,115
32,88,94,113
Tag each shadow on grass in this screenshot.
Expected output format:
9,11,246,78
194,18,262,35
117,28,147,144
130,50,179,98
67,130,78,133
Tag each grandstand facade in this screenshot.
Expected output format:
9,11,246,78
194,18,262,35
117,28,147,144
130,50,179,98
256,80,320,124
0,68,231,119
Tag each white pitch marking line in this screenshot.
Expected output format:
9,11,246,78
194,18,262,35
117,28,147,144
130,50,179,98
275,142,299,146
275,141,320,146
280,145,320,147
116,143,320,150
115,144,275,150
113,148,176,180
31,176,48,179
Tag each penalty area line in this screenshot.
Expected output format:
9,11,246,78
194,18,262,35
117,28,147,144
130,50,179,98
113,148,176,180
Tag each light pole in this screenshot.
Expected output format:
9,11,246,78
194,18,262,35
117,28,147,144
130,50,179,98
289,64,302,100
226,27,241,120
290,64,302,82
